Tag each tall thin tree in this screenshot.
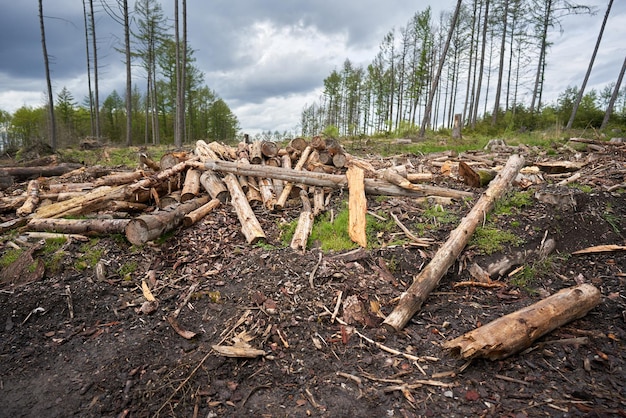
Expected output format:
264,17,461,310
419,0,463,138
90,0,101,138
600,55,626,129
39,0,57,150
82,0,95,136
123,0,132,146
567,0,613,129
492,0,510,126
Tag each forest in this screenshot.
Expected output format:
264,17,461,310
0,0,625,154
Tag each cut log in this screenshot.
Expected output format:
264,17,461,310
207,141,237,160
347,165,367,248
249,141,263,164
407,173,434,183
290,190,314,252
452,113,462,139
199,171,228,202
261,140,279,158
312,186,325,216
0,163,83,181
443,283,600,360
289,137,309,152
159,191,181,209
139,153,160,171
16,180,41,216
181,168,201,202
183,198,221,227
195,139,221,161
382,154,526,332
223,173,266,244
275,146,313,210
26,218,131,236
458,161,496,187
125,195,211,245
245,177,263,206
257,177,276,211
192,159,473,200
332,153,347,168
94,171,145,187
310,135,326,150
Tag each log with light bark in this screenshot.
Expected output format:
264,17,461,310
47,182,94,193
139,153,160,171
183,198,221,227
249,141,264,164
125,195,211,245
190,159,473,200
0,163,83,181
288,137,309,152
0,195,27,213
443,283,600,360
199,171,228,202
223,173,266,244
26,218,131,236
207,141,237,160
382,154,526,332
312,186,325,216
245,177,263,206
347,165,367,247
407,173,434,183
94,171,145,187
16,180,41,217
275,146,313,210
195,139,221,161
290,190,314,252
310,135,326,150
181,168,202,202
257,176,277,211
261,140,279,158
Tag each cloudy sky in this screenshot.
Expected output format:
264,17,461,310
0,0,624,136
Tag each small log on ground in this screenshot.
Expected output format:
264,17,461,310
125,195,211,245
94,171,145,187
443,283,600,360
181,168,202,202
0,163,83,181
459,161,496,187
290,190,314,252
16,180,41,216
183,198,221,227
26,218,131,236
223,173,266,244
199,171,228,202
347,165,367,248
382,154,525,332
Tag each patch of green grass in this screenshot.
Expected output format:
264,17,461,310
75,239,103,271
0,248,24,268
470,226,524,255
603,203,621,234
509,266,538,292
568,182,593,193
118,261,139,280
417,204,458,233
39,237,68,273
255,241,278,250
494,191,533,216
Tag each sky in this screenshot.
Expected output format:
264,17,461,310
0,0,624,136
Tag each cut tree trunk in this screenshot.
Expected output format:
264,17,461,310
26,218,131,236
0,163,83,181
347,165,367,248
290,190,314,252
125,195,211,245
275,146,313,210
443,283,601,360
382,154,526,332
261,140,279,158
199,171,228,202
249,141,263,164
16,180,41,217
459,161,497,187
223,173,266,244
181,168,201,202
183,198,221,227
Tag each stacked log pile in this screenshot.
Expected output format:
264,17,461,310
0,137,475,248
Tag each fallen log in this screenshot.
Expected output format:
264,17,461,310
275,146,313,210
183,198,221,227
191,159,473,199
347,165,367,247
16,180,41,216
125,195,211,245
223,173,266,244
290,190,314,252
458,161,496,187
382,154,525,332
443,283,600,360
25,218,131,236
199,171,228,202
0,163,83,181
181,168,201,202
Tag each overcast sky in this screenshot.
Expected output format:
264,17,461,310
0,0,624,136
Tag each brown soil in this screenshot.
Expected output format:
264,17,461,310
1,149,625,418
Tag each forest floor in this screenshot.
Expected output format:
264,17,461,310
0,139,625,418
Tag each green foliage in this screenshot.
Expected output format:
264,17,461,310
39,237,67,273
494,191,533,215
470,227,524,255
323,125,340,138
75,239,103,271
118,261,139,280
568,182,593,193
603,203,621,235
308,208,356,252
0,248,24,268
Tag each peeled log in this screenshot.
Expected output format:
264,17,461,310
290,190,314,252
26,218,131,236
347,165,367,248
181,168,202,202
382,154,525,332
223,173,266,244
443,283,601,360
183,198,221,227
125,195,211,245
16,180,40,216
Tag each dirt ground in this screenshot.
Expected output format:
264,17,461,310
0,145,625,418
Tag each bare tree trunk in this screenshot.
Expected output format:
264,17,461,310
123,0,132,147
82,0,95,137
601,55,626,130
90,0,101,139
39,0,57,150
492,0,510,126
530,0,552,115
419,0,462,138
567,0,613,129
174,0,182,148
471,0,490,129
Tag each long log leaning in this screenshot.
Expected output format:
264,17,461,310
443,283,601,360
223,173,266,244
190,159,473,199
25,218,131,236
125,195,211,245
382,154,526,332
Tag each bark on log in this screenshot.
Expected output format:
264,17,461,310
195,139,221,161
181,168,202,202
261,140,279,158
207,141,237,160
139,153,160,171
245,177,263,206
223,173,266,244
443,283,600,360
312,186,325,216
192,159,473,200
183,198,221,227
382,154,526,332
249,141,263,164
16,180,40,217
290,190,314,252
459,161,496,187
0,163,83,181
94,171,145,187
275,146,313,210
0,196,27,213
258,177,277,211
199,171,228,202
125,195,211,245
407,173,433,183
347,165,367,248
289,137,309,152
26,218,131,236
310,135,326,150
